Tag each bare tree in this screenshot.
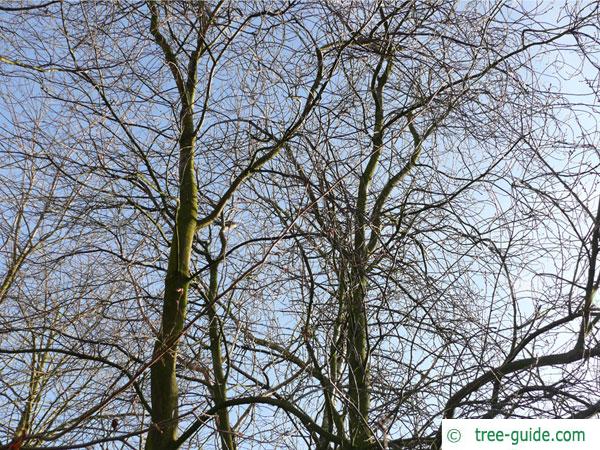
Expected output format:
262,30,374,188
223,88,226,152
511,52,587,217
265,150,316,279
1,1,600,450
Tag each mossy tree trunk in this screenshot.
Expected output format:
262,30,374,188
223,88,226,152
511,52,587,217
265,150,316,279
145,102,198,450
145,2,204,449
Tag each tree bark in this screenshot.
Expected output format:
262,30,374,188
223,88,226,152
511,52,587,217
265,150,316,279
146,106,198,450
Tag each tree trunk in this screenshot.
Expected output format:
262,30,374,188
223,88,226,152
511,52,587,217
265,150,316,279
146,109,198,450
